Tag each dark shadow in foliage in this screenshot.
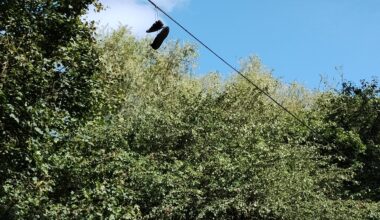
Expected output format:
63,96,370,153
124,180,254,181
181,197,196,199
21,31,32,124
317,79,380,201
0,203,16,220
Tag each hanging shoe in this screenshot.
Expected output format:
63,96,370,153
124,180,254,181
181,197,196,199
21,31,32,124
151,26,169,50
146,20,164,33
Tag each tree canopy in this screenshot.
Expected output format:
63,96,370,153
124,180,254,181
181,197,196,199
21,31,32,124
1,2,380,219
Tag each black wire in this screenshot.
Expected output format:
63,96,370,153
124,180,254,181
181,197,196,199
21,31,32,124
147,0,317,134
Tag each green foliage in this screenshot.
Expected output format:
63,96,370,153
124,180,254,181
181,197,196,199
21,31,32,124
314,79,380,201
0,0,101,218
1,4,380,217
30,28,375,219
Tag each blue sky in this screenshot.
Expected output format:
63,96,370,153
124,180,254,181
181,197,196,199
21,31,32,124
88,0,380,89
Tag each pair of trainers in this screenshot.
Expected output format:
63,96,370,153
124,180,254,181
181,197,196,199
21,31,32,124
146,20,170,50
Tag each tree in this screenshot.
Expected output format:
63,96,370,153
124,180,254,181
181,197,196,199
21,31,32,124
315,79,380,201
0,0,101,217
1,6,379,218
53,29,378,219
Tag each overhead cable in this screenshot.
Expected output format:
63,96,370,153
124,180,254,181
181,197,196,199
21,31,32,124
147,0,317,134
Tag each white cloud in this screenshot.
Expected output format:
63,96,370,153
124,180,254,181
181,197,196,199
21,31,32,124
85,0,188,37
